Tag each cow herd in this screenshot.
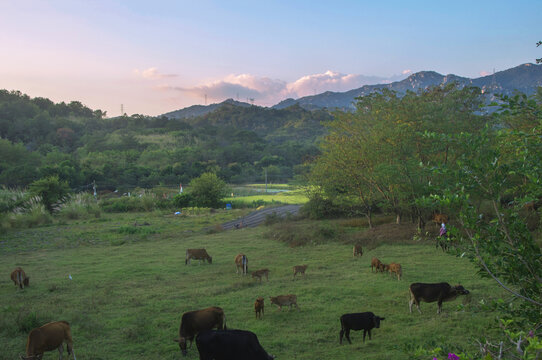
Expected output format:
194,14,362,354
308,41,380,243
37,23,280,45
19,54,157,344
9,236,470,359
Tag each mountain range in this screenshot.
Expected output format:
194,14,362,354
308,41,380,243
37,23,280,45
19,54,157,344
162,63,542,119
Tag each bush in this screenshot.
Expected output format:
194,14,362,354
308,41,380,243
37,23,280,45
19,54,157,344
100,191,161,213
58,193,101,220
28,175,70,213
2,201,53,230
173,193,193,208
189,173,229,208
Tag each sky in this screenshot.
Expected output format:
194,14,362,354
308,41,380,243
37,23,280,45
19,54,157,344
0,0,540,117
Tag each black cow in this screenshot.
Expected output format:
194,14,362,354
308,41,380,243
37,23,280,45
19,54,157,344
339,312,385,344
196,329,275,360
409,282,470,314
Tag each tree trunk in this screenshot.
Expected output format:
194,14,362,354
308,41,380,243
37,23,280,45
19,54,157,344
396,212,401,225
366,209,373,229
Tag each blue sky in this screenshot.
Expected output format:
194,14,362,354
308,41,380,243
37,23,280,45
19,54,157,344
1,0,540,116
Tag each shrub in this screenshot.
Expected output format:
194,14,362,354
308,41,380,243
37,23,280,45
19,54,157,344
189,173,229,208
58,193,101,220
173,193,193,208
28,175,70,213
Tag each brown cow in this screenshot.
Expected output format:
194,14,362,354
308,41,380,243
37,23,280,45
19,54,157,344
409,282,470,314
186,249,212,265
251,269,270,283
371,257,383,273
388,263,402,280
270,294,299,311
11,267,29,289
174,306,226,356
235,254,248,275
353,245,363,258
20,321,75,360
293,265,307,278
254,297,265,319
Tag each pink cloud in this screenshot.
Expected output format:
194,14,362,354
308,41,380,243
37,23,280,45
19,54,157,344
402,69,412,75
479,70,491,77
134,67,178,80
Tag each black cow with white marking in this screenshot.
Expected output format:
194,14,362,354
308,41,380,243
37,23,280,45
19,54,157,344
409,282,470,314
339,312,385,344
196,329,275,360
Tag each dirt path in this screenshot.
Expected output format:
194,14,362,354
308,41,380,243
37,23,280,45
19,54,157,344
221,205,301,230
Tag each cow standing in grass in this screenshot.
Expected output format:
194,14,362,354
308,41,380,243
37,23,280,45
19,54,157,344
175,306,226,356
409,282,470,314
353,245,363,258
254,297,265,319
293,265,307,279
21,321,75,360
251,269,270,283
270,294,299,311
196,330,275,360
235,254,248,275
371,257,383,273
11,267,29,289
388,263,402,280
185,249,212,265
339,312,385,344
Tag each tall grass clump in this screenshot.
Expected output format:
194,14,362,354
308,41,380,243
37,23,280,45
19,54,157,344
58,193,101,220
100,190,162,213
1,196,52,230
0,187,27,213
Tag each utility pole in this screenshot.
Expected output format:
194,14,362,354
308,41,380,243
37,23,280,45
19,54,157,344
265,168,267,193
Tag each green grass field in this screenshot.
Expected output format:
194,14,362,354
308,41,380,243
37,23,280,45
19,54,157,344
0,210,505,360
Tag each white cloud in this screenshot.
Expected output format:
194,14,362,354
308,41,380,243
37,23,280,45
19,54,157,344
158,70,409,105
134,67,178,80
402,69,412,75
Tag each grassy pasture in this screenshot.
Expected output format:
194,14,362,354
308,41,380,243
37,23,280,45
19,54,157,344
0,211,505,359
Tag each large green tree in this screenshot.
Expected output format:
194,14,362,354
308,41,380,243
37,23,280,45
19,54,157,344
188,172,228,208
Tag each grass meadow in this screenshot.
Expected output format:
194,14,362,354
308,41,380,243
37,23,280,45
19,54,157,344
0,210,505,360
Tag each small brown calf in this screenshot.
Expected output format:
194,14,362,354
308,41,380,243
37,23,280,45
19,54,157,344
254,297,264,319
293,265,307,279
388,263,402,280
11,267,30,289
270,294,299,311
251,269,270,283
371,257,383,273
353,245,363,258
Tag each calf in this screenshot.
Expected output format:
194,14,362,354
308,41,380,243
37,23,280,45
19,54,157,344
21,321,75,360
432,212,448,225
270,294,299,311
371,257,383,273
254,297,264,319
293,265,307,278
235,254,248,275
185,249,212,265
409,282,470,314
251,269,270,283
388,263,402,280
11,267,30,289
339,312,385,344
174,306,226,356
196,329,275,360
353,245,363,258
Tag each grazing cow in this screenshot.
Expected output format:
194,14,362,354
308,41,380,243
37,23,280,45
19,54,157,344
293,265,307,278
174,306,226,356
20,321,75,360
371,257,384,273
235,254,248,275
185,249,212,265
11,267,29,289
409,282,470,314
339,312,385,344
254,297,265,319
353,245,363,258
270,294,299,311
388,263,402,280
196,330,275,360
251,269,270,283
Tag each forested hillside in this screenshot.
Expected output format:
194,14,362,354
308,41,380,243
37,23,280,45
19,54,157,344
0,90,330,190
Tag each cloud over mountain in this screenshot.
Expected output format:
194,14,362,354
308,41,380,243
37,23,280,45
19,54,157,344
157,71,408,105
